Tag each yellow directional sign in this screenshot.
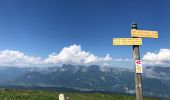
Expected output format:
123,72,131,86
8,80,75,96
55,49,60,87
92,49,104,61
131,29,158,38
113,38,142,46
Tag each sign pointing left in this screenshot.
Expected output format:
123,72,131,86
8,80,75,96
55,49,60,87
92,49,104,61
113,38,142,46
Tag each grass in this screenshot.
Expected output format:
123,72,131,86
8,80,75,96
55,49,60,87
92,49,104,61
0,89,160,100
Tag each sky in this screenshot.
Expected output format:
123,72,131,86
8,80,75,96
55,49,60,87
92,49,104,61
0,0,170,68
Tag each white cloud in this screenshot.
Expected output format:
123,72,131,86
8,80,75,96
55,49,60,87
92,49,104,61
143,49,170,67
44,44,112,65
0,44,113,67
102,63,109,67
0,44,135,67
0,50,42,67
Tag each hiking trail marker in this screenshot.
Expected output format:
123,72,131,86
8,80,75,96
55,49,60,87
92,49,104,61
135,60,143,73
112,23,158,100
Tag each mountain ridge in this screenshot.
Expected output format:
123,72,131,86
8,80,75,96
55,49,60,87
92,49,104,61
0,64,169,98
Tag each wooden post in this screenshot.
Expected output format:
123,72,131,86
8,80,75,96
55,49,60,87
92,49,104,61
132,23,143,100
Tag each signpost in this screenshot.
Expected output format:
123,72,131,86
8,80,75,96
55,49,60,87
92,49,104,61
112,23,158,100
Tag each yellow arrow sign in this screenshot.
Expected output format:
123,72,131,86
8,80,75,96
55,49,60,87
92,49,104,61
113,38,142,46
131,29,158,38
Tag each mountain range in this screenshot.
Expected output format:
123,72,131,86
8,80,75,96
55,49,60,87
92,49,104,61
0,64,169,98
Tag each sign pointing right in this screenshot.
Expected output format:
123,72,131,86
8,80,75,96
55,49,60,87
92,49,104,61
131,29,158,38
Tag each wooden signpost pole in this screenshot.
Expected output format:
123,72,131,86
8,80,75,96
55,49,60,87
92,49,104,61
131,23,143,100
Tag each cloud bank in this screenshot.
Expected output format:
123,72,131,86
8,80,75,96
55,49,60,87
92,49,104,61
1,45,168,67
0,50,42,67
143,49,170,67
44,44,112,65
0,44,112,67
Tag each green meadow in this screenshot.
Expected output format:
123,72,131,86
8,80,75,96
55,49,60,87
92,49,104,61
0,89,160,100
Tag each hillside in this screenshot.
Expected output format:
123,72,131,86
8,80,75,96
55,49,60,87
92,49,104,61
0,89,160,100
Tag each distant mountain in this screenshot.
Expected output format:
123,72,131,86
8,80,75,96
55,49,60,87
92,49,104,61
0,65,170,98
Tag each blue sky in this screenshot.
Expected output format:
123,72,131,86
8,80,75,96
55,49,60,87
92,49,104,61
0,0,169,67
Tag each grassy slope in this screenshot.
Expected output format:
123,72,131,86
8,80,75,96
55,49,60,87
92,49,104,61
0,89,160,100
